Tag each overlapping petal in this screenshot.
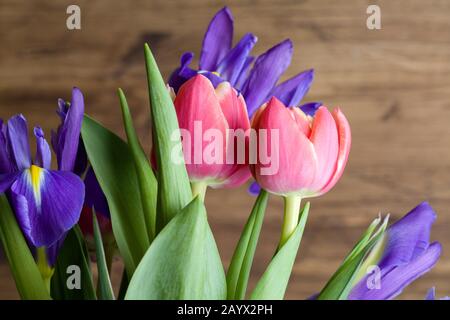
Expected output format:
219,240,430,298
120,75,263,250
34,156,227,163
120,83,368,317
270,69,314,107
168,52,197,93
242,39,293,115
308,107,339,190
216,33,257,86
319,108,351,195
299,102,322,116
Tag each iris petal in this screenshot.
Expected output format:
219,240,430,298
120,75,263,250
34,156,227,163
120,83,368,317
235,56,254,90
380,202,436,269
270,69,314,107
168,52,197,93
299,102,322,117
34,127,51,170
0,120,13,173
10,166,84,247
84,167,110,218
7,115,31,171
248,181,261,195
349,202,440,300
242,39,293,116
0,172,21,193
199,6,233,71
216,33,257,86
56,88,84,172
348,242,441,300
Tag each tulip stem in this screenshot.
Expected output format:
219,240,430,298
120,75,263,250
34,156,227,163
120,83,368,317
191,181,208,202
278,195,302,249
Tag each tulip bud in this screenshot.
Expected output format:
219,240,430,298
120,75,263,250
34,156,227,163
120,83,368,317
250,97,351,248
250,97,351,198
172,74,252,199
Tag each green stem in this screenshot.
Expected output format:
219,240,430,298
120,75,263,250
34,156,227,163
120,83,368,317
36,247,54,293
278,195,302,249
191,181,208,202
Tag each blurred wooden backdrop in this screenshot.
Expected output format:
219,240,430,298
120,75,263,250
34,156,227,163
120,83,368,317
1,0,450,299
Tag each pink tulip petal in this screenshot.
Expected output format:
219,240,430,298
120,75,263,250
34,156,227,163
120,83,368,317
209,82,251,186
214,165,252,189
253,97,317,195
319,108,351,195
308,106,339,191
216,82,251,131
175,75,228,180
290,107,312,137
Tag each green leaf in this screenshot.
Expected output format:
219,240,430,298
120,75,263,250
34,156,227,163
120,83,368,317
0,195,51,300
250,202,310,300
144,44,192,231
82,115,150,277
227,190,269,299
93,211,115,300
51,226,96,300
118,88,157,241
125,196,226,299
317,215,389,300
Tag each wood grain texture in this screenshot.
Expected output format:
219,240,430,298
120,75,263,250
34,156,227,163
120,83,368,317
1,0,450,299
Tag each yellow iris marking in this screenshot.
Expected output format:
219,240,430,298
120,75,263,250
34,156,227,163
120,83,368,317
29,165,43,205
212,71,221,76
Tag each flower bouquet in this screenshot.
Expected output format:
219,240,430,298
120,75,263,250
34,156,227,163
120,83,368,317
0,7,446,301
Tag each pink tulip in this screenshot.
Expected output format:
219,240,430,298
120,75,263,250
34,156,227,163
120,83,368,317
250,97,351,198
174,75,251,196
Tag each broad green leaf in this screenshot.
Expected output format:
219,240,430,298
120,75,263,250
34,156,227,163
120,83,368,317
250,202,310,300
82,115,150,277
125,196,226,299
317,216,389,300
0,195,51,300
227,190,269,299
144,44,192,231
118,88,157,241
51,226,96,300
93,212,115,300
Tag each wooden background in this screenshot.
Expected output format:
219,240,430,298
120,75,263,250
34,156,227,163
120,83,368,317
1,0,450,299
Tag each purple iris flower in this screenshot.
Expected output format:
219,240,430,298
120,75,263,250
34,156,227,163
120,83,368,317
168,6,320,116
425,287,449,300
0,115,84,249
348,202,442,300
53,90,110,219
0,88,85,268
